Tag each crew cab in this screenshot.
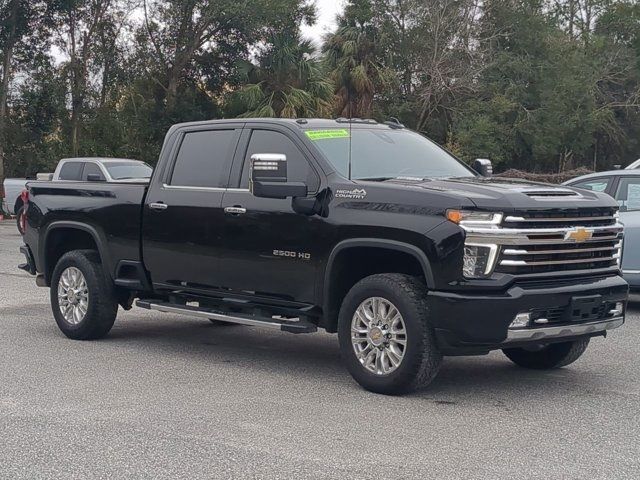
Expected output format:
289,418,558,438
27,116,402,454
19,119,628,395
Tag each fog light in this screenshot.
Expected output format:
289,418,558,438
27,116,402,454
509,312,531,329
609,302,624,316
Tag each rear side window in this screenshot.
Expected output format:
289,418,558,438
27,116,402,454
82,163,105,181
240,130,319,191
616,177,640,212
58,162,83,181
170,130,237,188
571,178,611,193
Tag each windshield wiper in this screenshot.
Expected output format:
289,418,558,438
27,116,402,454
356,176,395,182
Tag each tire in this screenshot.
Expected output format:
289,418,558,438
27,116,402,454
50,250,118,340
338,274,442,395
502,338,590,370
16,205,25,235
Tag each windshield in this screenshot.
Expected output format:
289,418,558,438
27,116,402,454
105,162,153,180
306,128,475,180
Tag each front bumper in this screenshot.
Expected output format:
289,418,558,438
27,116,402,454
429,275,628,355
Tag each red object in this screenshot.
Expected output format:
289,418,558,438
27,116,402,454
19,189,29,233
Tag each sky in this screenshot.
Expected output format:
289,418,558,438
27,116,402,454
301,0,345,45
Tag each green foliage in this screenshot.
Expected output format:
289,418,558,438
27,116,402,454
229,33,333,118
0,0,639,178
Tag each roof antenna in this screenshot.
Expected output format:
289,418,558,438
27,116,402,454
348,92,353,180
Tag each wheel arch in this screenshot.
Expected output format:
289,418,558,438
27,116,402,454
42,221,113,286
320,239,435,333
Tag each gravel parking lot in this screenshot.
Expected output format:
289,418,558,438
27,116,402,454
1,221,639,479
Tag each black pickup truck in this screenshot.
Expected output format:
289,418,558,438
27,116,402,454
19,118,628,394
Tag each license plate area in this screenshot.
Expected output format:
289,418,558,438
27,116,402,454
570,295,604,322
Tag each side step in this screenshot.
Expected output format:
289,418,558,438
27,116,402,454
136,300,317,334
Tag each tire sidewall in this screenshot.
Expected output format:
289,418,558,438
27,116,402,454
50,252,104,338
338,278,432,394
16,206,25,235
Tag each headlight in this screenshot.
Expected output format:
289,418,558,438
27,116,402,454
463,243,499,278
446,210,503,227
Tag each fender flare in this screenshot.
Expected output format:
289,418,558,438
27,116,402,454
42,221,113,282
321,238,435,311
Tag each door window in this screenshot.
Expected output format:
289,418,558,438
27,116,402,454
616,177,640,212
58,162,84,181
240,130,319,191
571,177,611,193
82,162,106,181
170,129,237,188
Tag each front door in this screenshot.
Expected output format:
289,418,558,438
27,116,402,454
143,126,242,291
219,127,326,304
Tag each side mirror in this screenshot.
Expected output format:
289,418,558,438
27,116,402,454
250,153,308,199
86,174,106,182
473,158,493,177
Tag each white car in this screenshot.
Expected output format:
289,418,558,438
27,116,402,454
3,158,152,235
53,158,153,183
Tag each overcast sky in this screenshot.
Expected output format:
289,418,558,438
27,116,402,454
301,0,345,45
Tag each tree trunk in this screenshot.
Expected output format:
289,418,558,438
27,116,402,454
0,0,19,191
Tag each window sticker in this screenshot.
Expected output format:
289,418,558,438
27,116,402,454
305,129,350,141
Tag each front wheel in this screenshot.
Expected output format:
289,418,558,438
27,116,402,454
338,274,442,395
502,338,590,370
50,250,118,340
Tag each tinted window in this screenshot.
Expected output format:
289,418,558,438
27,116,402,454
105,162,152,180
308,128,474,180
170,130,237,188
58,162,83,181
616,177,640,212
572,178,611,193
82,163,105,181
241,130,319,191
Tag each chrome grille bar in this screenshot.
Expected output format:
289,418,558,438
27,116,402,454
503,243,622,256
501,257,617,267
504,215,616,223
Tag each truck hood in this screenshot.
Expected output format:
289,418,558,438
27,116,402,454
370,176,618,211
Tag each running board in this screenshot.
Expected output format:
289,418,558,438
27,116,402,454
136,300,317,334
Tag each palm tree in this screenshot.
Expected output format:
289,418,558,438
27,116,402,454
322,19,392,118
232,33,333,118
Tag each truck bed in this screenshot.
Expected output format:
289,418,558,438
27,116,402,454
24,181,147,281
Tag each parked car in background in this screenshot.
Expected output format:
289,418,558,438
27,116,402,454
53,158,153,183
564,170,640,290
626,159,640,170
2,178,28,233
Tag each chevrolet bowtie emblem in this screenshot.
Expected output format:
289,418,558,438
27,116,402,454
565,228,593,243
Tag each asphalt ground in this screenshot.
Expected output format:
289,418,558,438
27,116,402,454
0,221,638,479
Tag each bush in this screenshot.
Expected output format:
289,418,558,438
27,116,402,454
496,168,594,184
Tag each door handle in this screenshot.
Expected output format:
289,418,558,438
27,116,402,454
224,206,247,215
149,202,168,211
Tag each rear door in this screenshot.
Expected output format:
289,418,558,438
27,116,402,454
142,124,242,292
219,125,326,304
614,176,640,282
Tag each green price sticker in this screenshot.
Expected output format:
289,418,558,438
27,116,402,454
305,129,350,141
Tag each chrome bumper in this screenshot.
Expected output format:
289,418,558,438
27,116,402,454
503,316,624,344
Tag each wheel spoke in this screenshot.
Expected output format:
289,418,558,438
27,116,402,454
351,296,407,376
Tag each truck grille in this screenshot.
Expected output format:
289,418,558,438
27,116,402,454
464,208,623,278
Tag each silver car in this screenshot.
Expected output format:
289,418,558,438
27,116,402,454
564,170,640,290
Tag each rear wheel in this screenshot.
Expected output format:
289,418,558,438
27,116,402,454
50,250,118,340
502,338,590,370
16,205,25,235
338,274,442,395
